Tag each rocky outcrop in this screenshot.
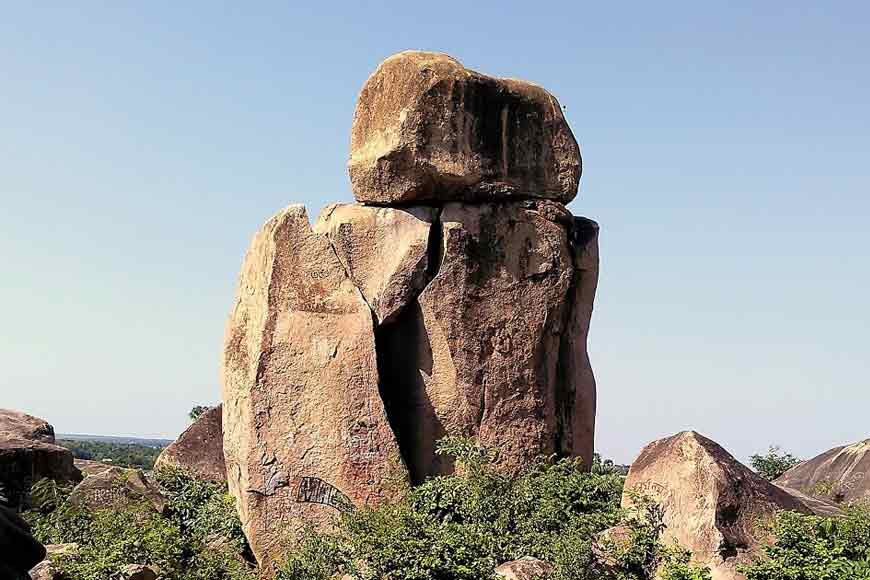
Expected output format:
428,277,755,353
222,51,599,571
68,466,167,514
775,438,870,505
221,205,408,569
622,431,838,580
0,409,80,511
495,557,554,579
155,404,226,483
349,51,581,205
0,505,45,580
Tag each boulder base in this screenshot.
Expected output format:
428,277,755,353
349,51,581,205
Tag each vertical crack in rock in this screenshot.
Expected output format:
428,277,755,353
373,208,445,485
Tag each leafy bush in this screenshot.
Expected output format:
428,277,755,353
278,437,709,580
749,446,801,481
739,504,870,579
24,467,254,580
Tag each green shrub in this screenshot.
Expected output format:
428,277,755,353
739,504,870,579
24,468,254,580
749,446,801,481
277,437,709,580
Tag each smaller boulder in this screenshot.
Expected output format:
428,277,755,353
119,564,157,580
155,405,226,483
622,431,832,580
67,467,167,514
592,524,634,571
495,557,554,579
29,561,60,580
775,438,870,505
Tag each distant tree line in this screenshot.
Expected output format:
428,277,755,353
58,439,164,470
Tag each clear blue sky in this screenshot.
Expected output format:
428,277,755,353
2,2,867,464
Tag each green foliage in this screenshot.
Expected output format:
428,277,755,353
277,438,709,580
29,477,74,513
739,505,870,580
24,469,254,580
749,446,801,481
190,405,213,421
58,438,163,469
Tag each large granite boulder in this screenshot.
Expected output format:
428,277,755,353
155,404,226,483
67,466,167,514
377,200,598,481
221,205,409,569
0,409,80,511
775,438,870,505
622,431,837,580
349,51,581,205
0,505,45,579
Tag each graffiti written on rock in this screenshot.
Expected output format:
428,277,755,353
296,476,355,513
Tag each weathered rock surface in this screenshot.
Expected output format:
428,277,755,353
775,438,870,505
376,200,596,481
0,505,45,579
0,410,56,444
68,466,167,514
495,557,554,579
622,431,836,580
29,544,78,580
349,51,581,205
314,203,437,324
119,564,157,580
155,404,226,483
221,205,408,569
0,409,80,511
73,458,113,477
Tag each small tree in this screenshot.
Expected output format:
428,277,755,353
188,405,211,422
750,446,801,481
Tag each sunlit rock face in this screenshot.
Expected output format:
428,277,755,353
220,51,598,572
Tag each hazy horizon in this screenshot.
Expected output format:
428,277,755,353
3,2,868,465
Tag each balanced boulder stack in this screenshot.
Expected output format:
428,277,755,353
221,51,598,569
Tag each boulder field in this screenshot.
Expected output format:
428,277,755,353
220,50,598,568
